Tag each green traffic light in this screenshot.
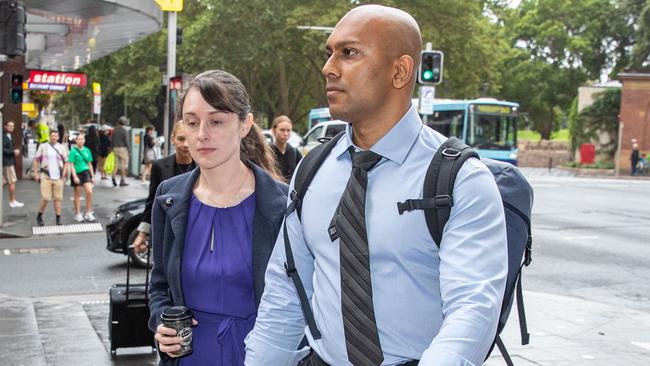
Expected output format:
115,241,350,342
423,70,434,80
10,89,22,104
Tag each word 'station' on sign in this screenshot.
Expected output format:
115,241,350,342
26,70,87,92
155,0,183,12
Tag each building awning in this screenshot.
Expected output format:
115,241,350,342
24,0,163,71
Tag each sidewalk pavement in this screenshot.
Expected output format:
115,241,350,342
0,289,648,365
1,176,149,238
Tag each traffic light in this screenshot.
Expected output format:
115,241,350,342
418,50,444,85
176,27,183,45
10,74,23,104
0,0,27,57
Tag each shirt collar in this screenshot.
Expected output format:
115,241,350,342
332,104,423,165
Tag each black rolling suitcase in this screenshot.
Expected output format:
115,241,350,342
109,247,155,357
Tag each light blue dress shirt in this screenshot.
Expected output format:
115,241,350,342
245,105,507,366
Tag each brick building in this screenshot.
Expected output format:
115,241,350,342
618,73,650,171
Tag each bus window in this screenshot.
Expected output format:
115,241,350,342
468,112,516,149
429,110,464,139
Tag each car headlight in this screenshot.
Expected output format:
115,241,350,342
110,211,124,223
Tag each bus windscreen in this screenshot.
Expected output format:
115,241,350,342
468,105,517,150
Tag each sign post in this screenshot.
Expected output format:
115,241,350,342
93,82,101,124
155,0,183,157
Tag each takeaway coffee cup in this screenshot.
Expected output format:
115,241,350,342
161,306,194,356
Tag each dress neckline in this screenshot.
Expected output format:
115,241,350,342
191,192,255,209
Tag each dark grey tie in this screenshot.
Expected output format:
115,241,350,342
334,147,383,366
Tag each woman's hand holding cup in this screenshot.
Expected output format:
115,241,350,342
155,319,198,358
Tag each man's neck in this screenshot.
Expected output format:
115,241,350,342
350,104,410,150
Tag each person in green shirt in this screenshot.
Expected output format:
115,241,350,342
68,133,96,223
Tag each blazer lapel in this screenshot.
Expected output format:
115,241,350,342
250,164,287,306
155,167,200,248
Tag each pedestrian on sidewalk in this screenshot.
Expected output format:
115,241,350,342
33,130,68,226
148,70,286,365
3,120,24,208
270,115,302,183
131,121,195,255
97,125,111,180
631,141,640,176
68,134,95,223
111,116,130,187
245,5,507,366
85,125,101,179
140,126,155,184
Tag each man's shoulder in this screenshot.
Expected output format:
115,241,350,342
56,143,69,155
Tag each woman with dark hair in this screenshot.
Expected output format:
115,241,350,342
141,126,155,184
148,70,287,366
98,126,112,180
84,125,100,178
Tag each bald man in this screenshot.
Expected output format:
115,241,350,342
246,5,507,366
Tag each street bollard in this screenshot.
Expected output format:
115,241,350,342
548,157,553,172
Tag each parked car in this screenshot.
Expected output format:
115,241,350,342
106,198,150,268
262,129,303,148
299,120,347,155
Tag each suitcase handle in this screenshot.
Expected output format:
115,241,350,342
126,244,151,303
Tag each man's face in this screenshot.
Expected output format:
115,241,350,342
322,16,394,124
49,131,59,144
4,122,14,133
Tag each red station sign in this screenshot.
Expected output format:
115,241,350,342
26,70,88,89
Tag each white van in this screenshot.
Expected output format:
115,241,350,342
299,120,347,156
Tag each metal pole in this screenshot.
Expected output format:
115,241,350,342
615,122,624,177
0,111,4,227
163,11,177,157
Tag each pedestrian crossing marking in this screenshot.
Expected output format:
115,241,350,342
32,223,103,236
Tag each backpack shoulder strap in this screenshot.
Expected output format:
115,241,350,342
423,137,478,247
283,130,345,340
292,131,345,219
395,137,478,247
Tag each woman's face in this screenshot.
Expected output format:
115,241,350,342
172,126,191,161
76,134,85,147
273,121,292,145
182,88,252,170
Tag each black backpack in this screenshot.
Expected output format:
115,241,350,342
282,132,533,365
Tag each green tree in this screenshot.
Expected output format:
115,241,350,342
577,88,621,159
494,0,638,139
630,1,650,69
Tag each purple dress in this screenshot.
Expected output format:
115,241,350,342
179,193,257,366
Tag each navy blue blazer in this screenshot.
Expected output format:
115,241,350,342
147,163,288,355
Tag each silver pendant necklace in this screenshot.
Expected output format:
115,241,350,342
208,167,251,253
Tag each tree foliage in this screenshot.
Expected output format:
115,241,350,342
51,0,646,140
577,88,621,158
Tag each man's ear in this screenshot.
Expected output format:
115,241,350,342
393,55,415,89
242,113,254,137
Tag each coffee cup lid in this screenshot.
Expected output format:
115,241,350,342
161,306,193,322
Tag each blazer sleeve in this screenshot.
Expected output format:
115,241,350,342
141,160,164,227
148,181,173,333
